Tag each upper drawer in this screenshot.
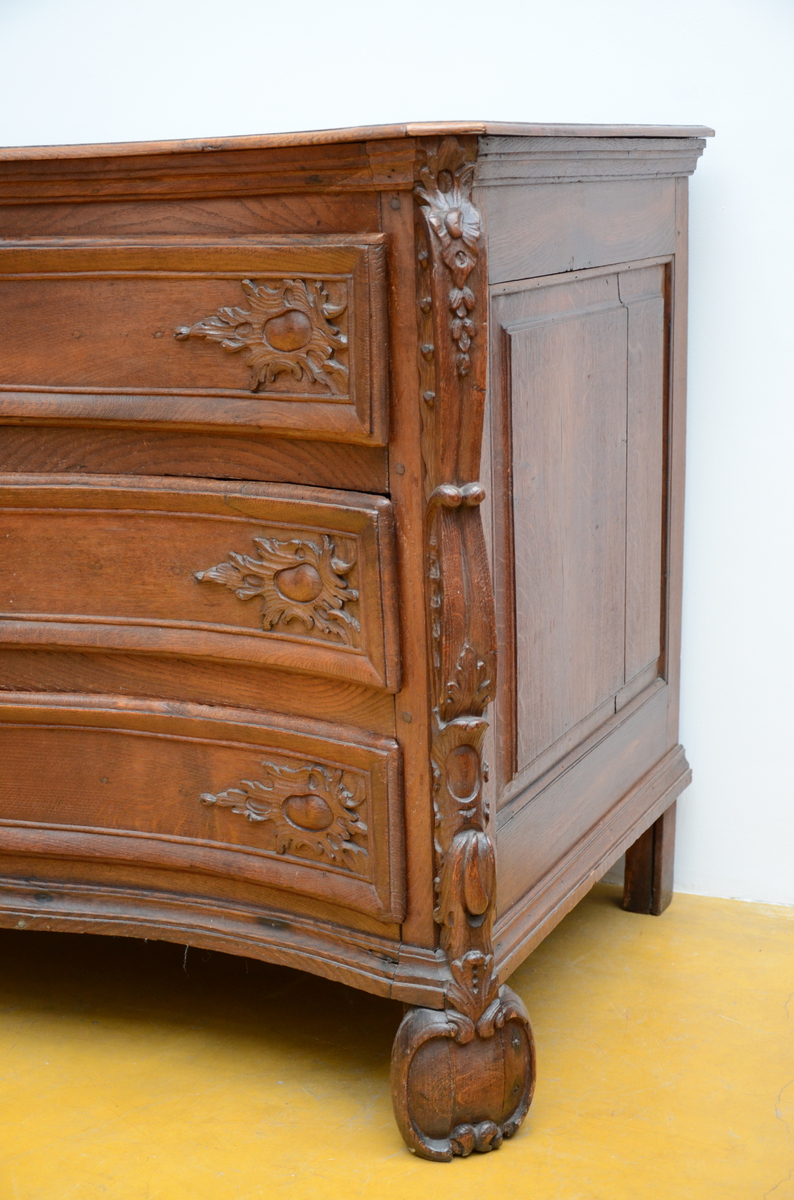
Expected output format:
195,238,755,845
0,236,388,445
0,474,400,691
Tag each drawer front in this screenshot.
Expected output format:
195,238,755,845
0,695,404,921
0,236,387,445
0,475,400,691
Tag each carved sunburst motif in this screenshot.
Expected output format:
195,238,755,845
196,533,360,646
200,760,368,870
175,277,348,394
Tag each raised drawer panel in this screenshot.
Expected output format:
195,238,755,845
0,695,405,921
0,474,400,691
0,236,388,445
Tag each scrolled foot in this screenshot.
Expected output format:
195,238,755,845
390,984,535,1161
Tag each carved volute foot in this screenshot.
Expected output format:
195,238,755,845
390,985,535,1161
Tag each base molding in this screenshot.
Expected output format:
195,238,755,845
0,872,418,1000
494,745,691,980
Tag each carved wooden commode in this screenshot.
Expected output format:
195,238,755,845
0,121,710,1160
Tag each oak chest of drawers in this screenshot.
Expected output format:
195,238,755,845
0,120,709,1160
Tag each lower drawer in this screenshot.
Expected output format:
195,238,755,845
0,693,404,922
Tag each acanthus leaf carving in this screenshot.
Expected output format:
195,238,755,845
438,640,494,725
196,533,360,647
200,760,368,871
175,277,349,395
414,138,482,378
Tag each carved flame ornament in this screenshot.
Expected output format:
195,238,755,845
391,136,535,1163
200,760,367,870
196,533,360,647
175,277,348,394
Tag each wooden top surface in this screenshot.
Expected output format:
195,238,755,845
0,121,714,162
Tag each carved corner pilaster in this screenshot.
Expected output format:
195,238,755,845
390,136,535,1160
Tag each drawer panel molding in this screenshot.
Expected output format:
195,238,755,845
0,237,388,445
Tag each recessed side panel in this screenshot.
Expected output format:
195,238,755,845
0,237,388,444
0,694,405,922
621,265,667,690
510,291,627,769
489,260,669,802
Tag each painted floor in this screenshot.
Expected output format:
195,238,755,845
1,883,792,1199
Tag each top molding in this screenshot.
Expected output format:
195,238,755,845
474,135,707,185
0,121,715,162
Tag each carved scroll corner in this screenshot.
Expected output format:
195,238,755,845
390,984,535,1161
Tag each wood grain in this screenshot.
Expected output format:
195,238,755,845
0,192,381,239
0,649,396,734
483,178,676,284
493,746,690,981
621,264,666,683
665,177,691,743
507,273,628,770
0,427,388,492
0,122,713,165
496,685,670,915
379,189,436,950
0,868,419,1000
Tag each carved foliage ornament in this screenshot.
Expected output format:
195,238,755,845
200,760,367,871
175,277,348,395
389,137,534,1162
414,139,482,377
196,533,360,647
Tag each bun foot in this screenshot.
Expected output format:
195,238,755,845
390,984,535,1161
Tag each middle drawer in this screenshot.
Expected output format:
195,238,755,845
0,474,400,691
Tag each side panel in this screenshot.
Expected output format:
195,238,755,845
508,275,628,769
482,179,676,283
489,261,669,801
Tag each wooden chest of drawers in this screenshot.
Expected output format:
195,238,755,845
0,120,709,1160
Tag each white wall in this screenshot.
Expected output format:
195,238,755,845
1,0,792,904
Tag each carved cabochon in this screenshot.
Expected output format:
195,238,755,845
0,237,388,444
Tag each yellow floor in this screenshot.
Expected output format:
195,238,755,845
1,884,792,1199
